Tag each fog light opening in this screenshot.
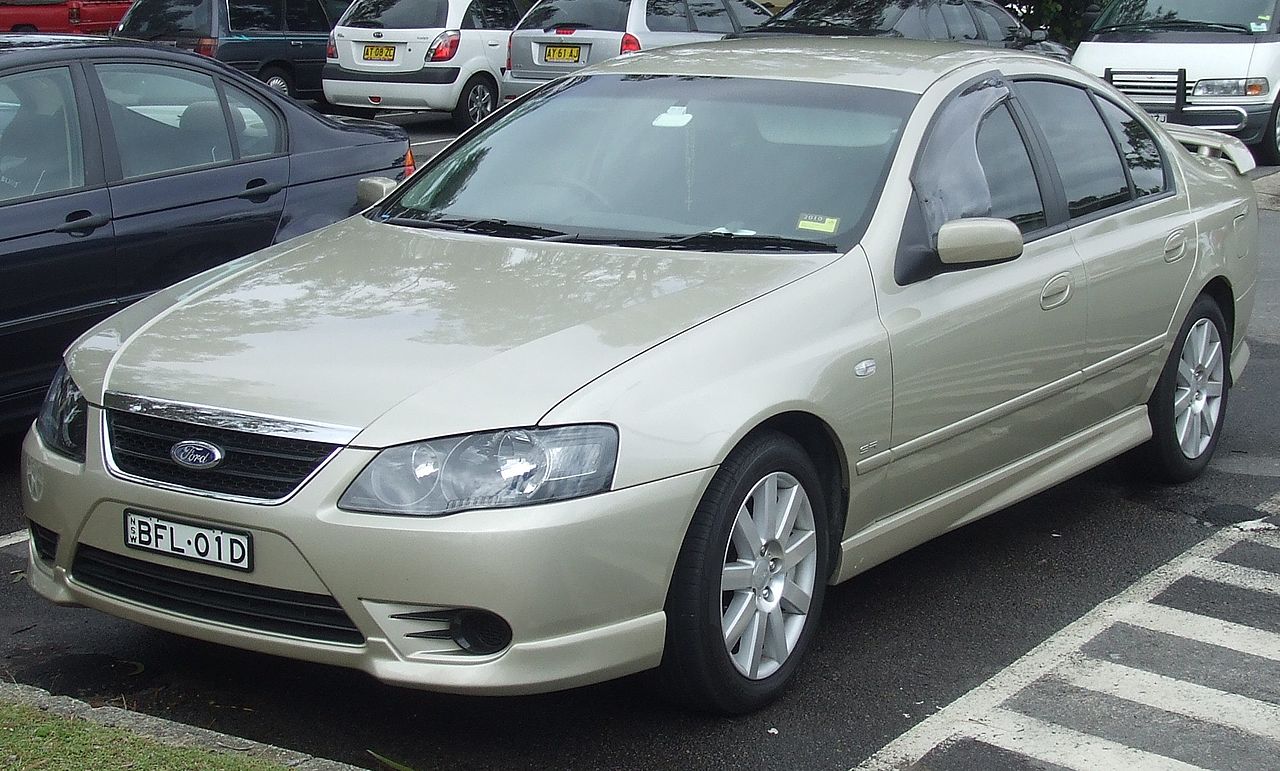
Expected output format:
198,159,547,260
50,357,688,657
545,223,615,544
449,610,512,655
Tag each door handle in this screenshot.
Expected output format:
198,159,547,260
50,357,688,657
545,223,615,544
487,41,500,46
1233,206,1249,229
290,40,304,47
1164,229,1187,263
53,210,110,234
237,179,286,200
1040,272,1073,311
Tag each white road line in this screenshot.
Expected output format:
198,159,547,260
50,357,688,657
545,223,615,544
1190,556,1280,596
0,529,29,549
1121,603,1280,661
410,138,455,147
962,708,1209,771
1057,656,1280,742
853,517,1274,771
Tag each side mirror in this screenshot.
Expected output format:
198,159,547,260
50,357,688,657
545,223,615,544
357,176,398,208
937,218,1023,266
1030,28,1048,42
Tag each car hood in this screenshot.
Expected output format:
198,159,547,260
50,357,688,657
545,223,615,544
86,216,835,447
1073,40,1256,82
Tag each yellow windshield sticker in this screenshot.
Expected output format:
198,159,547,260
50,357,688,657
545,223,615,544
797,214,840,234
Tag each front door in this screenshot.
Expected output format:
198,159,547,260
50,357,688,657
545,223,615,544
0,64,114,422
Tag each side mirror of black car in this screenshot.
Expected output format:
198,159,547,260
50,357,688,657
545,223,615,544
1031,28,1048,42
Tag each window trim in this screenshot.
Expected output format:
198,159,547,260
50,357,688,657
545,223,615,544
86,58,289,185
0,61,105,208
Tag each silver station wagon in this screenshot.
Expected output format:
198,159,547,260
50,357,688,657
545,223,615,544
23,39,1259,713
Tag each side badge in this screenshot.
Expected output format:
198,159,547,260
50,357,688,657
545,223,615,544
854,359,877,378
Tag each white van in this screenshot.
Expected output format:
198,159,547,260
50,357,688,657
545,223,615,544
1073,0,1280,163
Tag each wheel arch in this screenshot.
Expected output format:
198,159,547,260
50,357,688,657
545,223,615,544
258,61,294,79
1200,275,1236,346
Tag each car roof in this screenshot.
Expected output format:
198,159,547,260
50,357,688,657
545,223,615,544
582,37,1049,94
0,34,200,66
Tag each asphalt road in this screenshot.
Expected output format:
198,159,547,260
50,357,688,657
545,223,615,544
1,182,1278,771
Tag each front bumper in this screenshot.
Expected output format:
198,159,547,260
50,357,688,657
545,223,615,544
322,64,462,112
21,417,713,694
1141,101,1272,146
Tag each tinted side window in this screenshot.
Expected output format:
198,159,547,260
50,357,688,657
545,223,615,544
224,83,284,158
970,0,1019,41
1096,98,1167,198
230,0,284,30
976,104,1046,233
724,0,770,28
465,0,519,27
646,0,689,31
1017,80,1131,218
118,0,211,35
940,0,977,40
285,0,330,30
687,0,733,32
895,3,947,39
97,64,232,179
0,67,84,203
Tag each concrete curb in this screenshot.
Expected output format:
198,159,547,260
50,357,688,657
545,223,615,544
0,680,364,771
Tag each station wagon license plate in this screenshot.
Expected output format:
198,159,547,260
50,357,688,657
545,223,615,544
124,510,252,572
544,45,581,63
363,45,396,61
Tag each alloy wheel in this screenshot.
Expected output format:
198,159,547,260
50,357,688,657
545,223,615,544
719,471,818,680
467,83,494,124
1174,318,1225,459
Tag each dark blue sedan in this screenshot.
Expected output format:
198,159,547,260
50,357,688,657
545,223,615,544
0,34,412,431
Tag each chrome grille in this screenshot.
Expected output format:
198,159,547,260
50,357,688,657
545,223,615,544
106,410,339,501
1105,69,1191,106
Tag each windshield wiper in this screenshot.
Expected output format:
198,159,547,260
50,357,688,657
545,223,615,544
752,22,890,35
383,215,572,240
1095,19,1251,34
582,231,838,252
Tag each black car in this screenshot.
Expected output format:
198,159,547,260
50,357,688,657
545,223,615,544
0,35,411,430
114,0,349,98
752,0,1073,61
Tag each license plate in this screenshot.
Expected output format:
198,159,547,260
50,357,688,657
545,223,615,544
124,510,252,572
1154,113,1169,123
363,45,396,61
544,45,581,63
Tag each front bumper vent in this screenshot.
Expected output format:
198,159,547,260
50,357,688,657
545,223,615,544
29,521,58,562
72,545,364,645
106,410,339,501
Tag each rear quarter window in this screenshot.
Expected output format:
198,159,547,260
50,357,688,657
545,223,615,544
518,0,631,31
340,0,449,28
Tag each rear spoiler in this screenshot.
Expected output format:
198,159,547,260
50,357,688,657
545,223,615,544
1163,124,1256,175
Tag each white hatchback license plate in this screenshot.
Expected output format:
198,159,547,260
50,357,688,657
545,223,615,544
1154,113,1169,123
124,510,253,572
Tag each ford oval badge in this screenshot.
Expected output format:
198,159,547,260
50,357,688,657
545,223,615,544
171,440,224,470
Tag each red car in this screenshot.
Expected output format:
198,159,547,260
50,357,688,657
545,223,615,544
1,0,132,34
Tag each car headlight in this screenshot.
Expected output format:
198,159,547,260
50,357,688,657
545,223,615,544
338,425,618,516
35,365,88,462
1192,78,1269,97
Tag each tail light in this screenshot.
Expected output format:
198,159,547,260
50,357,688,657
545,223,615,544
193,37,218,57
69,5,81,23
326,34,337,60
505,32,512,72
620,33,640,54
427,30,461,62
403,147,416,178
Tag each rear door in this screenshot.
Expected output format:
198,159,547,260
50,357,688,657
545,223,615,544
284,0,333,92
463,0,521,75
0,64,113,418
88,59,289,302
509,0,633,83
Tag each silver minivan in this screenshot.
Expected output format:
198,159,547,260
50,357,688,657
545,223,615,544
503,0,771,100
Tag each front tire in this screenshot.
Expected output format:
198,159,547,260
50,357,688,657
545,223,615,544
1131,294,1230,483
1256,100,1280,165
452,74,496,130
658,431,830,714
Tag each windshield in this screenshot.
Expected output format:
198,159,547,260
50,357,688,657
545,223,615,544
117,0,210,37
518,0,632,31
375,75,915,252
765,0,906,31
1093,0,1277,34
339,0,448,28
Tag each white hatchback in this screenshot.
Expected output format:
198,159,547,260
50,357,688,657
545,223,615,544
323,0,520,128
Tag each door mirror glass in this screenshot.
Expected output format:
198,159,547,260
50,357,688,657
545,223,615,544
1030,28,1047,41
358,176,398,207
937,218,1023,265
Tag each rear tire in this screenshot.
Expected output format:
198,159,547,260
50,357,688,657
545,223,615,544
452,74,496,130
260,67,294,98
657,431,830,714
1129,294,1230,483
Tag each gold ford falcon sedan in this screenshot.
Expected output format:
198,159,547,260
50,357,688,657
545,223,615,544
22,38,1260,714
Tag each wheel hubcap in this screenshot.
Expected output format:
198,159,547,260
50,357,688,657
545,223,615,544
1174,318,1225,459
720,472,818,680
468,85,493,123
266,76,288,94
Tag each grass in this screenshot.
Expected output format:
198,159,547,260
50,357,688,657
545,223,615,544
0,701,289,771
